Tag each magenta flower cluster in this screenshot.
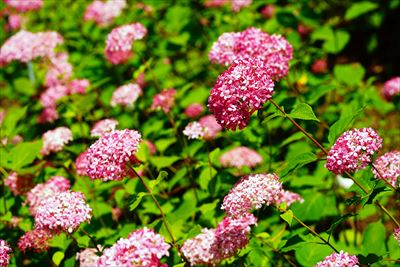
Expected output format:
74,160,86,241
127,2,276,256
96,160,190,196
372,151,400,187
208,57,275,130
90,119,119,138
220,146,263,169
86,129,142,181
110,83,142,107
184,103,204,118
0,240,12,267
84,0,126,26
326,128,383,174
382,77,400,100
315,251,359,267
151,88,177,113
41,127,73,155
4,172,33,196
105,23,147,64
34,191,92,234
18,229,52,253
97,228,170,267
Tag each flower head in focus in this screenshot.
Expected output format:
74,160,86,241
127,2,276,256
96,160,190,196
0,239,12,267
86,129,142,181
372,151,400,187
41,127,73,155
315,251,359,267
151,89,177,113
91,119,119,138
326,128,382,175
18,229,52,253
220,146,263,168
382,77,400,101
110,83,142,107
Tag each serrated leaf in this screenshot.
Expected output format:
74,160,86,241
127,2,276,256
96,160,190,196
280,210,293,226
289,103,320,122
345,2,378,20
129,192,149,211
52,251,65,266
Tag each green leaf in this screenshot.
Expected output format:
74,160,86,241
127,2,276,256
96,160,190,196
334,63,365,86
292,191,337,221
295,242,332,266
280,152,317,177
199,166,217,190
0,106,27,138
149,171,168,190
52,251,65,266
76,236,90,248
345,2,378,20
327,214,355,240
289,103,320,122
7,141,42,170
362,222,386,255
328,108,363,144
150,156,180,170
13,77,35,96
280,210,293,226
129,192,149,211
323,30,350,54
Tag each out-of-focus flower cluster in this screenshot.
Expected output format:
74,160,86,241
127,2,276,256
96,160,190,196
4,172,33,196
183,114,222,140
91,119,119,137
76,247,101,267
220,146,262,168
151,89,177,113
110,83,142,107
41,127,73,155
382,77,400,100
326,128,382,174
204,0,252,12
84,0,126,26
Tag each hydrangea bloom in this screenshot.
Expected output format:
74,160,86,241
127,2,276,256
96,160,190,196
97,228,170,267
84,0,126,26
7,14,24,31
45,53,73,87
75,151,90,176
0,30,63,65
4,172,33,196
311,59,328,74
105,23,147,64
221,173,282,217
41,127,73,155
181,213,256,266
18,229,52,253
199,114,222,140
209,27,293,80
231,0,252,12
208,58,274,130
26,176,71,215
183,122,204,140
151,89,177,113
91,119,119,137
394,228,400,245
372,151,400,187
184,103,204,118
0,240,12,267
76,247,101,267
4,0,43,12
35,191,92,233
315,251,359,267
38,106,59,124
110,84,142,107
276,190,304,207
260,4,275,19
326,128,383,175
40,85,69,108
68,79,90,94
382,77,400,100
86,129,142,181
220,146,263,168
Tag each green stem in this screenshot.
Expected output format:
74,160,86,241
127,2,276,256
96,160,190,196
80,228,102,253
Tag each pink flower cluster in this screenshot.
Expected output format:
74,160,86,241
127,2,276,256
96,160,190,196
151,89,177,113
26,176,71,215
7,14,25,31
41,127,73,155
276,190,304,206
97,228,170,267
326,128,383,175
4,0,43,12
44,53,73,87
75,151,90,176
34,191,92,233
184,103,204,118
76,247,101,267
183,122,204,139
372,151,400,187
105,23,147,64
208,58,275,130
91,119,119,137
110,83,142,107
315,251,359,267
18,229,52,253
311,59,328,74
209,27,293,80
183,115,222,140
382,77,400,100
40,85,69,109
4,172,33,196
0,30,63,65
84,0,126,26
86,129,142,181
204,0,252,12
394,228,400,245
181,213,256,266
220,146,262,168
221,173,282,217
0,240,12,267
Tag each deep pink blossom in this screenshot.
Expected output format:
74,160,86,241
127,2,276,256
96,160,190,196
221,173,282,217
86,129,142,181
34,191,92,234
209,27,293,80
76,247,101,267
0,30,63,65
326,128,383,175
41,127,73,155
97,228,170,267
208,58,274,130
382,77,400,100
7,14,24,30
68,79,90,94
311,59,328,74
4,172,33,196
91,119,119,137
151,89,176,113
111,84,142,107
75,151,90,176
372,151,400,187
184,103,204,118
0,240,12,267
220,146,263,168
18,229,52,253
26,176,71,215
84,0,126,26
105,23,147,64
4,0,43,12
261,4,275,19
315,251,359,267
38,106,59,124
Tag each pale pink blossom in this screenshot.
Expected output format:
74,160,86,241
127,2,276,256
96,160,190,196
76,247,102,267
220,146,263,168
84,0,126,26
183,122,205,140
315,251,359,267
4,172,33,196
44,53,73,87
41,127,73,155
110,84,142,107
382,77,400,100
91,119,119,137
199,114,222,140
276,190,304,207
4,0,43,12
